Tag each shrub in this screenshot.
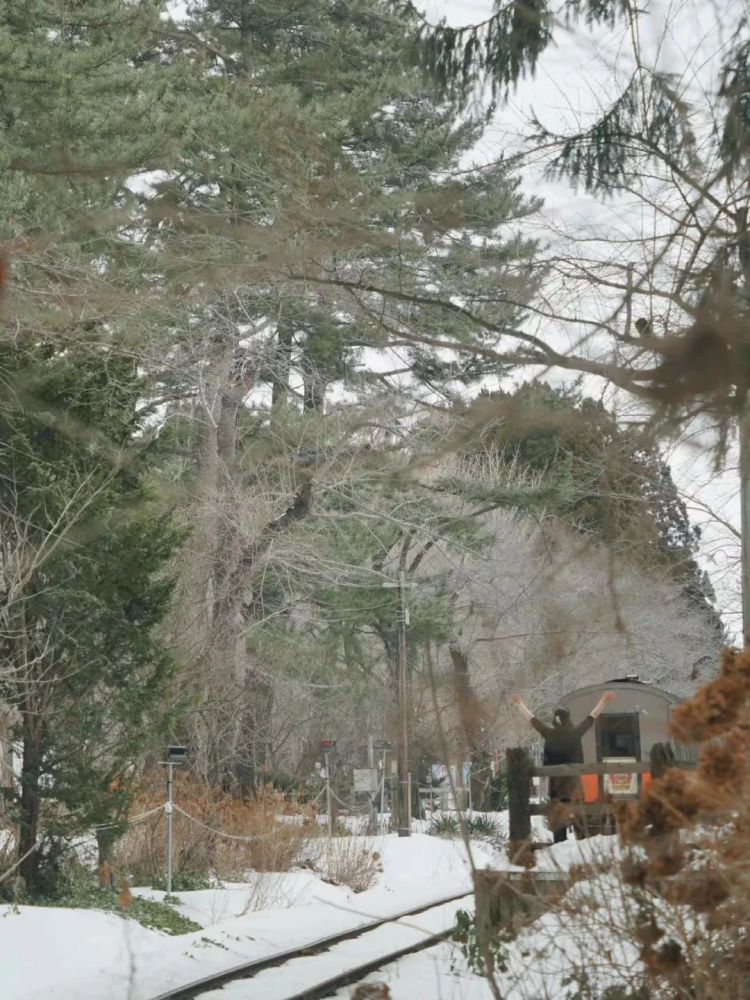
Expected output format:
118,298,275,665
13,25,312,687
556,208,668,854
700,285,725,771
113,775,315,886
36,858,200,934
611,647,750,999
467,815,499,838
315,837,382,893
452,908,508,976
429,814,460,837
489,773,509,811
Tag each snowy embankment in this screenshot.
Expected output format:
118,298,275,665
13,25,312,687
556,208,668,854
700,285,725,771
1,817,634,1000
1,831,498,1000
346,834,639,1000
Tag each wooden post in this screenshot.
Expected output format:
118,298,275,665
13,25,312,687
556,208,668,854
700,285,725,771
649,742,675,780
506,746,532,849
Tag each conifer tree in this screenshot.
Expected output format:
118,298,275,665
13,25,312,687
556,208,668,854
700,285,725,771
152,0,544,787
0,335,183,893
475,383,725,659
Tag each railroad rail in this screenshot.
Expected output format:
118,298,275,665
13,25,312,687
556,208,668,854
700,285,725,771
150,890,473,1000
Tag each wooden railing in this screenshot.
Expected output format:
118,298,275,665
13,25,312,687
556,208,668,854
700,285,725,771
506,746,697,842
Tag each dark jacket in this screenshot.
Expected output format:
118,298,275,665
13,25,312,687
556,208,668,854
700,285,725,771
531,715,595,799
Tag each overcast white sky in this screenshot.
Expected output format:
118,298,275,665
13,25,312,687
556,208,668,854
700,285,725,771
416,0,743,633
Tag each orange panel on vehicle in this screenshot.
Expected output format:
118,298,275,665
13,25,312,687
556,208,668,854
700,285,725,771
582,774,599,803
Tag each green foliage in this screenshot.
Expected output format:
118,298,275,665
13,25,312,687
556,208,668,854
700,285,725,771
38,860,201,935
158,0,543,410
400,0,628,108
451,907,508,976
466,814,499,838
428,814,460,837
428,813,503,841
399,0,747,207
0,0,196,349
720,30,750,172
149,872,212,893
489,772,509,811
0,338,185,883
537,72,696,194
471,382,724,649
0,1,188,181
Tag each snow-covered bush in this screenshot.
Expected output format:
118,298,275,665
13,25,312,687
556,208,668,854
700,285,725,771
315,836,382,893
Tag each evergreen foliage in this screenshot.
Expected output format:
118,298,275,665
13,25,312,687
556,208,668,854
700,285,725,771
0,338,183,891
473,383,724,645
399,1,748,199
399,0,628,107
0,0,728,896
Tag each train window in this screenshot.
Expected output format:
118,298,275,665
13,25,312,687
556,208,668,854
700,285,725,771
596,713,640,760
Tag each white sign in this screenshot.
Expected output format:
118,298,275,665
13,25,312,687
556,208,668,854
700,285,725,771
352,768,378,793
603,757,638,796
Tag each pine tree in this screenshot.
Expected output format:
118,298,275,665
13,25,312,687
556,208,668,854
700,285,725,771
0,337,183,893
0,0,195,366
473,382,725,664
151,0,544,788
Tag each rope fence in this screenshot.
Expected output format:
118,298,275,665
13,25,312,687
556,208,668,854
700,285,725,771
329,788,372,813
0,782,378,884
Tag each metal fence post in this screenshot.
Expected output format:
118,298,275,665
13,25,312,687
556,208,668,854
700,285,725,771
166,761,174,896
325,765,333,837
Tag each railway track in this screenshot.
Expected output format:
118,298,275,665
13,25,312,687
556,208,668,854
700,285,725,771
151,891,473,1000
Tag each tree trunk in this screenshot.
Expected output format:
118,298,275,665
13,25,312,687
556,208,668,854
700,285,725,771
302,348,326,412
96,828,117,867
449,642,492,810
506,746,533,845
18,711,42,891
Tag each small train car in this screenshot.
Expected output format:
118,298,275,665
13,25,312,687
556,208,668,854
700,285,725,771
556,675,696,803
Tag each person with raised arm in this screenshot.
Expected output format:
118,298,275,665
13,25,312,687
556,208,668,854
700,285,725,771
511,690,616,842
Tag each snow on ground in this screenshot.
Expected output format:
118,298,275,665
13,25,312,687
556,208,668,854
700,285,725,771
333,941,492,1000
209,895,472,1000
1,817,632,1000
344,833,640,1000
1,829,498,1000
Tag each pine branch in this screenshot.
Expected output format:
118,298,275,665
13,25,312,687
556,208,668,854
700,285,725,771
394,0,630,107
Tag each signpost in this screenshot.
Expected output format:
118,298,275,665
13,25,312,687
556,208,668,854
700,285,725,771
353,768,378,793
163,745,187,897
602,757,639,796
373,739,393,818
321,740,336,837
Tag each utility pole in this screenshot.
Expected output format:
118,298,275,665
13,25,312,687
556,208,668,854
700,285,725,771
383,573,413,837
320,739,336,837
396,571,410,837
325,765,333,838
380,747,388,816
367,735,377,830
741,407,750,647
739,203,750,649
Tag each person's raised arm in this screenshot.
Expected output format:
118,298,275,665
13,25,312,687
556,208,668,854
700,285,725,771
510,693,534,721
590,690,616,718
511,693,550,737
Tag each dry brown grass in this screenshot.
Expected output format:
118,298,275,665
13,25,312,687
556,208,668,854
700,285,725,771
610,646,750,998
315,836,383,893
113,774,317,886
